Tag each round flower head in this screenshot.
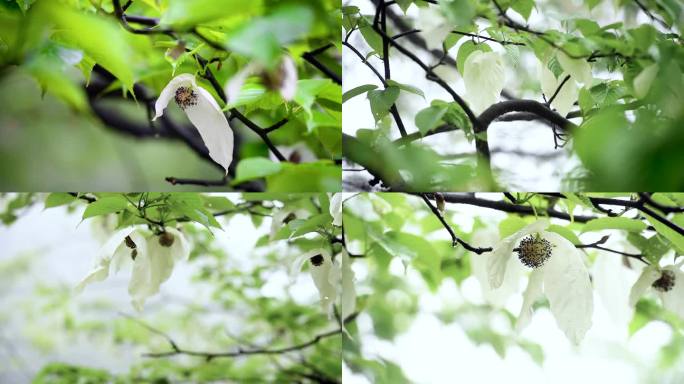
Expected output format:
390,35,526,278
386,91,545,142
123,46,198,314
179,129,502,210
629,260,684,319
487,219,593,344
153,74,234,173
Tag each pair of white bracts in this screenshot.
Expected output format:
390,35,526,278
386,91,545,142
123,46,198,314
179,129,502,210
152,57,297,173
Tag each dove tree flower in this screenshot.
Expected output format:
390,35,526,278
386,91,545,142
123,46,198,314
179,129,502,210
629,260,684,319
291,246,356,322
487,219,594,344
76,226,190,311
292,247,338,317
464,50,506,113
470,227,522,308
153,74,234,173
225,55,298,106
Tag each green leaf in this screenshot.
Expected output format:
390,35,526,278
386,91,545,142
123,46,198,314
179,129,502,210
511,0,534,21
582,217,648,233
82,196,130,219
547,224,580,245
585,0,602,10
499,216,528,238
367,86,400,122
38,2,136,91
456,41,491,75
266,162,341,192
439,0,475,29
227,5,311,68
232,157,282,185
386,79,425,98
358,17,384,56
395,0,414,13
342,84,378,103
415,105,448,136
161,0,263,29
44,193,76,209
642,213,684,254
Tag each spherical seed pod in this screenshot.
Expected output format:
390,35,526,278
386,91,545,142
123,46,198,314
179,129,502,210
174,86,198,109
516,235,553,268
652,270,676,292
158,232,175,247
310,254,324,267
124,235,137,249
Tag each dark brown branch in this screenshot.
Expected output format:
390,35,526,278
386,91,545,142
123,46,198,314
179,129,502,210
165,176,228,187
546,75,571,105
302,44,342,85
420,194,492,254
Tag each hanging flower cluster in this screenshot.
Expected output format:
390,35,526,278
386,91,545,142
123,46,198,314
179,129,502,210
629,260,684,319
482,219,594,344
76,227,190,311
153,54,298,173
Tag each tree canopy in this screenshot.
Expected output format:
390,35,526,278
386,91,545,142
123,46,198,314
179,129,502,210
342,0,683,191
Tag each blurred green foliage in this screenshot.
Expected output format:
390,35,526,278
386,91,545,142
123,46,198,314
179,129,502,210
0,0,341,191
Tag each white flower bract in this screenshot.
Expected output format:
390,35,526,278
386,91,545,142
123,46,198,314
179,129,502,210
153,74,234,173
629,260,684,319
464,51,506,113
487,219,594,344
76,227,190,311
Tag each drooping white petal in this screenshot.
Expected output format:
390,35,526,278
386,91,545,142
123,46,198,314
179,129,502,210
464,51,506,113
329,193,343,227
152,74,195,120
225,62,260,105
128,235,151,311
416,7,451,51
75,227,135,293
111,230,146,274
75,263,109,293
340,250,356,319
184,86,234,173
633,63,659,99
164,227,190,262
659,267,684,319
557,52,592,85
488,219,550,289
539,64,578,117
471,228,521,307
628,264,660,307
593,251,634,326
290,248,328,281
516,268,544,332
129,233,184,311
310,252,337,316
279,55,298,101
542,231,593,345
